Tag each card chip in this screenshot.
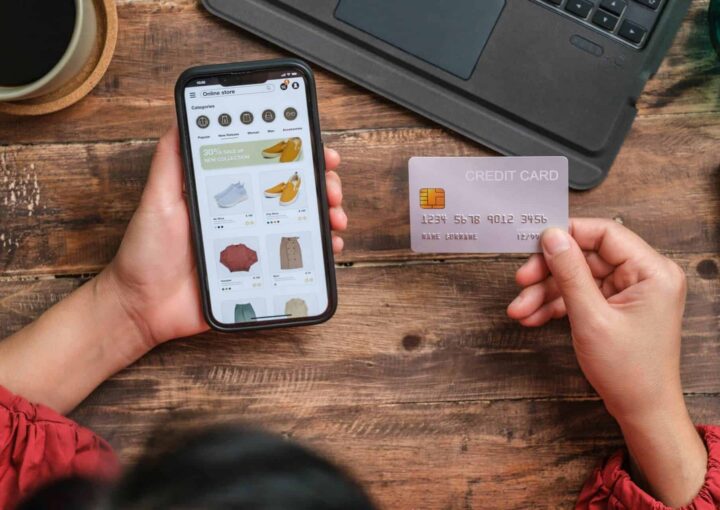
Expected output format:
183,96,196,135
420,188,445,209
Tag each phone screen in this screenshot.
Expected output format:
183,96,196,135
181,68,331,327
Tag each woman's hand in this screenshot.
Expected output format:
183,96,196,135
103,124,348,348
0,127,347,414
507,219,707,507
508,218,686,420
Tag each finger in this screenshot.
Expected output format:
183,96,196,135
324,147,341,172
584,250,615,279
570,218,662,273
329,206,348,232
325,170,343,207
507,278,560,320
332,234,344,254
141,123,184,210
509,270,608,321
516,254,550,286
519,297,567,327
541,228,609,319
600,276,619,298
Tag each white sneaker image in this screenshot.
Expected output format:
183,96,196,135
214,182,248,208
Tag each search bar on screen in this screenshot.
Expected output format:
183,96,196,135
199,83,275,97
234,83,275,94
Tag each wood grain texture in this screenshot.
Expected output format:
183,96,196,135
1,113,719,275
2,255,718,405
0,269,715,509
1,267,718,509
639,0,720,116
0,2,718,508
0,1,716,144
0,2,422,145
75,397,625,510
67,395,720,510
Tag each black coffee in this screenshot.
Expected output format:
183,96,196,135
0,0,77,86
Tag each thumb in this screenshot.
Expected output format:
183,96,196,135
140,123,184,211
541,228,608,319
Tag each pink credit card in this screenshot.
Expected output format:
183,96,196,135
409,157,569,253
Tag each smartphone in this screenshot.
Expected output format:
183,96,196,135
175,59,337,332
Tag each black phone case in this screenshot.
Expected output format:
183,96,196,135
174,59,338,332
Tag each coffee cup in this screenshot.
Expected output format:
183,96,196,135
0,0,98,102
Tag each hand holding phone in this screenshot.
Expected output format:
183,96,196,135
105,116,345,344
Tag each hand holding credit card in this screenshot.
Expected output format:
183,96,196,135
409,157,569,253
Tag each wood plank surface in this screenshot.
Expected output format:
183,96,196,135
75,397,625,510
2,254,718,404
0,1,719,508
67,395,720,510
0,1,716,145
1,269,718,508
2,113,719,275
640,0,720,116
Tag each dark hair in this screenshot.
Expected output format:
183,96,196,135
18,426,376,510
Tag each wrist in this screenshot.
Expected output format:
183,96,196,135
617,401,697,453
604,374,686,426
0,270,156,414
611,389,688,432
615,397,707,507
94,267,156,363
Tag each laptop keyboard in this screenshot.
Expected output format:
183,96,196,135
536,0,665,49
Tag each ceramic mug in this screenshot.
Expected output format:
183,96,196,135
0,0,97,101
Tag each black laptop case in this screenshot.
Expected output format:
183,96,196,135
202,0,691,189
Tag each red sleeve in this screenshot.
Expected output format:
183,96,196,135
0,385,120,509
576,425,720,510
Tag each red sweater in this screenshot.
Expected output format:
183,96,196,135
1,385,719,509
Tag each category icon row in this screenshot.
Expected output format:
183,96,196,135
195,107,298,128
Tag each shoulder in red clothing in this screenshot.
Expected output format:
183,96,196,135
0,385,119,509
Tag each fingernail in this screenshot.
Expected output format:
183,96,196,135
509,294,524,309
542,228,570,255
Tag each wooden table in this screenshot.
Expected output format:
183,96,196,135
1,1,718,508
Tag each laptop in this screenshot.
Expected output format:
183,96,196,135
202,0,690,189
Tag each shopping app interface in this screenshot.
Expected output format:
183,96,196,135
184,72,329,325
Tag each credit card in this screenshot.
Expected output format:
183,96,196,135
409,157,568,253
